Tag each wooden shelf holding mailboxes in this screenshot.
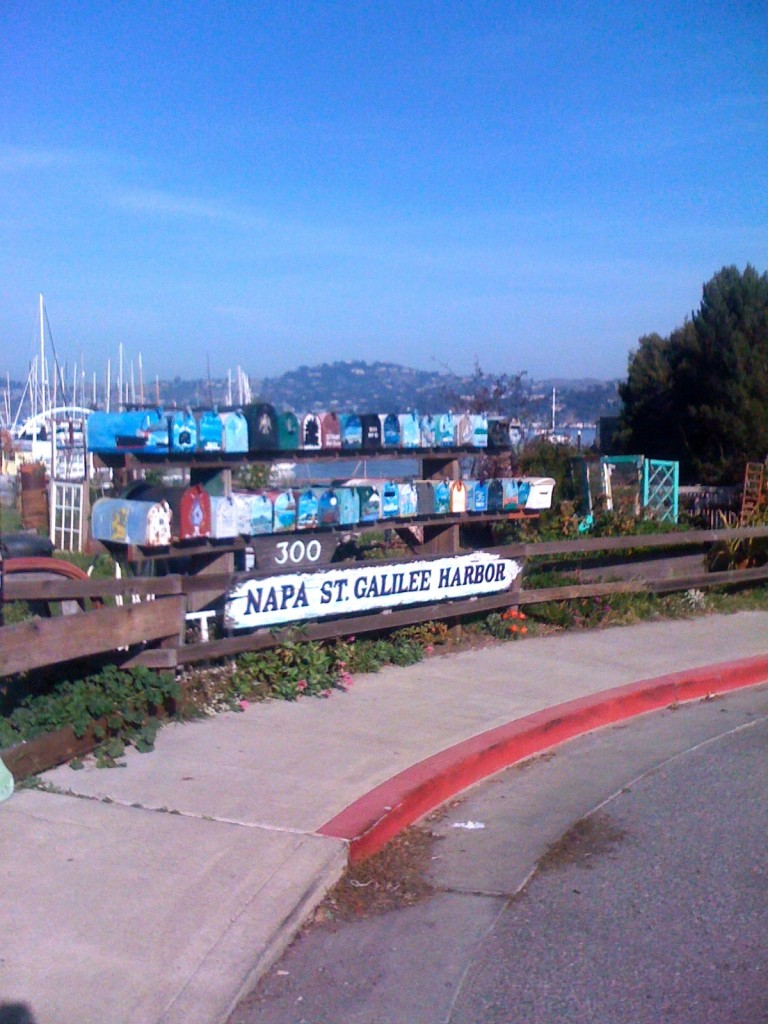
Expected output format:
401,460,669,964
90,448,539,605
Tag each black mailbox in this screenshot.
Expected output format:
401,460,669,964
245,402,279,452
361,413,382,450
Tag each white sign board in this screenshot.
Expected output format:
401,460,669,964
225,552,523,631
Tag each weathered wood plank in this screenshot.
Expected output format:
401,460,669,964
0,596,185,676
571,553,708,582
1,723,99,780
122,647,180,669
3,574,183,602
518,563,768,604
502,524,768,558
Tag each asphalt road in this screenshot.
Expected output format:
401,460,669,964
230,684,768,1024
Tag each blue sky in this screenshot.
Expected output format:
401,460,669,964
1,1,765,386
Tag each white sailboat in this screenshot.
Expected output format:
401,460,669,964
10,295,90,473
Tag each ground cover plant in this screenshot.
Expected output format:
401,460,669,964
0,665,180,767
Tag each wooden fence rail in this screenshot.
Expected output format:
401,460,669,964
0,597,185,676
2,524,768,675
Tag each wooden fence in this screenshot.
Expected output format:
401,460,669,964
3,523,768,781
3,524,768,677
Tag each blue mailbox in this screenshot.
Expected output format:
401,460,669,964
318,489,341,527
272,489,297,532
198,410,223,451
419,414,437,447
138,409,172,453
399,412,421,448
233,492,273,535
86,411,148,453
467,479,488,512
397,482,418,517
381,481,400,518
433,479,450,514
91,497,172,547
222,411,249,453
341,414,363,449
167,410,197,453
502,478,520,511
471,414,489,448
335,487,361,525
357,485,381,522
382,414,401,447
436,413,455,447
297,488,320,530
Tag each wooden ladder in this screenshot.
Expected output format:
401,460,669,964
740,462,765,524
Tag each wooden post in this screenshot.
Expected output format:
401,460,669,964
421,454,460,556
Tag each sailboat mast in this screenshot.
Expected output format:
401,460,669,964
39,293,47,420
118,343,123,411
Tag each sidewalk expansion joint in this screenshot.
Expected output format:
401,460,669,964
26,784,331,836
434,882,525,900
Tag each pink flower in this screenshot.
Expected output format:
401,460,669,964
425,644,435,654
238,700,249,710
296,680,308,691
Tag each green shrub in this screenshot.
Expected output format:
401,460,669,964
0,666,180,764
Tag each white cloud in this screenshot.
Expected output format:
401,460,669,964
0,144,81,173
108,185,238,222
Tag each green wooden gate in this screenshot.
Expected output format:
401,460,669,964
643,458,679,523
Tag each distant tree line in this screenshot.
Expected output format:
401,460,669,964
617,264,768,484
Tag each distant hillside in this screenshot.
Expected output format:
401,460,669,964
5,361,621,428
150,361,620,426
251,361,620,426
255,361,470,415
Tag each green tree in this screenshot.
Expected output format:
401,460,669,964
617,330,679,460
618,264,768,483
438,358,530,418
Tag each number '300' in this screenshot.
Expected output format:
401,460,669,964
274,539,322,565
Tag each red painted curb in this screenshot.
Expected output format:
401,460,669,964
318,653,768,862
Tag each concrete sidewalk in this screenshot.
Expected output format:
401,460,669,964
2,611,768,1024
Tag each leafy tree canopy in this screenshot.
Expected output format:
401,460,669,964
618,264,768,484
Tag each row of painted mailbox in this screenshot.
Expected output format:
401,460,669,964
91,477,556,547
86,405,522,455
